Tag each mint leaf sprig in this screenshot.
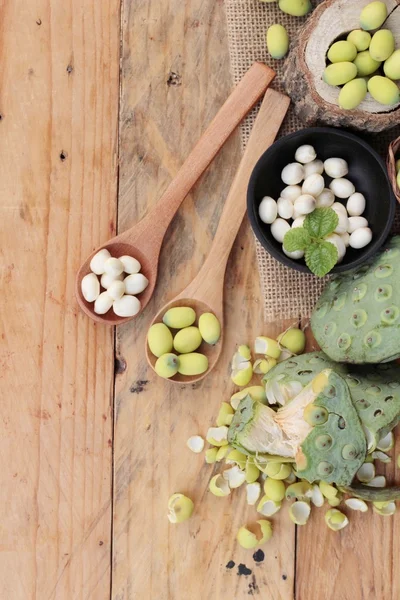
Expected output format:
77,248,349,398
283,208,339,278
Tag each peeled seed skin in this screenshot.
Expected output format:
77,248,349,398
323,62,357,86
266,24,289,59
178,353,208,376
368,76,400,105
163,307,196,329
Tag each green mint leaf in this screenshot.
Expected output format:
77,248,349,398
283,227,311,253
304,208,338,239
305,240,338,278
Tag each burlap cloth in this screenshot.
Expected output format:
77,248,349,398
224,0,400,322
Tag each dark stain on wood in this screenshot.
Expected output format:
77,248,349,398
130,380,149,394
238,564,252,577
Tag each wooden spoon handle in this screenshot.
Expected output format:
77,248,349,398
184,89,290,303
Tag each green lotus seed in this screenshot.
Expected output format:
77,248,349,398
264,478,286,502
147,323,174,358
266,24,289,59
198,312,220,345
178,352,208,376
368,76,400,106
347,29,371,52
323,62,357,86
303,403,328,426
278,0,312,17
277,328,306,354
353,51,381,77
328,41,357,63
163,306,196,329
155,353,180,379
369,30,395,62
338,78,367,110
317,461,334,477
315,434,333,450
360,2,387,31
342,444,358,460
173,326,202,354
384,49,400,80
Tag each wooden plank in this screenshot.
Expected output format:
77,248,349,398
0,1,120,598
113,0,295,598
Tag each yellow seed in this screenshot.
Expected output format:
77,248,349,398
198,312,221,345
155,353,180,379
368,76,400,106
178,352,208,376
328,41,357,63
167,493,194,523
384,49,400,80
353,51,381,77
339,78,367,110
369,29,395,62
347,29,371,52
267,24,289,59
163,306,196,329
360,2,387,31
253,358,276,375
245,459,260,483
216,402,234,427
278,0,312,17
231,363,253,387
173,326,202,354
147,323,174,358
205,448,218,464
323,62,357,86
264,478,286,502
277,328,306,354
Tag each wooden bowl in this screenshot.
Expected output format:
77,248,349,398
387,135,400,202
284,0,400,132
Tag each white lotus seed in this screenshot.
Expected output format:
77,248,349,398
324,158,349,179
107,280,125,300
292,216,306,228
325,233,346,263
124,273,149,295
94,291,114,315
329,178,355,199
277,197,294,219
348,216,369,233
316,188,335,208
259,196,278,224
81,273,100,302
104,257,124,277
283,247,304,260
302,173,325,197
293,194,316,215
281,162,304,185
90,248,111,275
113,295,141,317
331,202,347,215
341,232,350,247
304,159,324,178
349,227,373,249
334,211,349,234
346,192,366,217
270,218,291,242
119,255,141,274
295,145,317,164
100,272,124,289
280,185,302,201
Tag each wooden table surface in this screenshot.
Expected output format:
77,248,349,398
2,1,399,599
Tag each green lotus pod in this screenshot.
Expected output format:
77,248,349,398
323,62,357,86
303,403,329,426
360,2,387,31
311,237,400,363
353,51,381,77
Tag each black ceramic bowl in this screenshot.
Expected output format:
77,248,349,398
247,127,396,274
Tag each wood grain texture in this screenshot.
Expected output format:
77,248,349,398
113,0,294,598
0,1,120,598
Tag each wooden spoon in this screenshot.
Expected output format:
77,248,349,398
75,63,275,325
146,88,290,384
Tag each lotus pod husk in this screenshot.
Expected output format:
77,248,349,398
263,352,400,441
311,236,400,364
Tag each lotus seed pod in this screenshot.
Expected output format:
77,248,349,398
295,144,316,164
323,62,357,86
230,386,267,408
207,426,229,447
304,159,324,177
324,157,348,179
205,448,218,464
246,482,261,505
259,196,278,224
346,192,366,217
173,326,202,354
302,173,325,197
281,162,304,185
325,508,348,531
147,323,174,357
339,78,367,110
384,49,400,80
155,353,180,379
289,501,311,525
209,474,231,497
347,216,368,233
316,188,335,208
368,76,400,105
245,459,261,483
349,227,372,249
329,178,355,199
353,50,381,77
360,1,387,30
369,29,395,62
325,234,346,263
328,40,357,63
81,272,100,302
292,216,306,228
283,247,305,260
303,403,328,426
167,493,194,523
277,328,306,354
271,218,291,243
178,353,208,376
198,312,221,345
264,478,286,502
347,29,371,52
278,0,312,17
255,336,281,359
280,185,302,201
266,24,289,59
294,194,316,215
163,307,196,329
90,248,111,275
216,402,235,427
277,197,294,219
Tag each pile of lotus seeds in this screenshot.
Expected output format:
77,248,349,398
147,308,221,380
81,249,149,317
324,2,400,109
167,328,399,548
258,144,372,266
